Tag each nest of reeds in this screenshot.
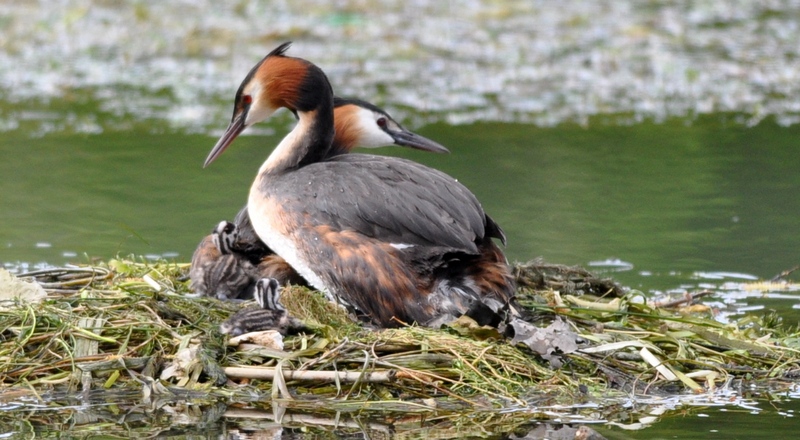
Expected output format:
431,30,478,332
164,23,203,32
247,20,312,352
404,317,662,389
2,257,800,423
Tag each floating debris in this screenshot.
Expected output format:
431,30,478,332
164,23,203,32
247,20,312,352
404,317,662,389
0,268,47,308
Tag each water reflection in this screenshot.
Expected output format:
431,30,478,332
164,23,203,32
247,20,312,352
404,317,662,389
3,386,800,439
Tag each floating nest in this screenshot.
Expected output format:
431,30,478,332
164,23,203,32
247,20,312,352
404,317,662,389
1,258,799,435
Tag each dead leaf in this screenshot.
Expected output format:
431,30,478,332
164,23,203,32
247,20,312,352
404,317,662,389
509,317,579,368
228,330,285,350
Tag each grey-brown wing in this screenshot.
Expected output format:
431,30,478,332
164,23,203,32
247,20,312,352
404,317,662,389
265,154,494,253
232,205,273,262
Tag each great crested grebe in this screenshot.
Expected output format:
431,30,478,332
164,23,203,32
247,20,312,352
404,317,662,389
226,96,448,266
219,277,306,337
190,97,448,295
205,43,517,328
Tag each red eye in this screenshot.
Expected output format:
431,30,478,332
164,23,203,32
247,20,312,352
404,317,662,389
242,95,253,105
376,117,387,128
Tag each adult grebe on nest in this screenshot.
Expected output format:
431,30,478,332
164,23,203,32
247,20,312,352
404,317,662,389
205,43,517,328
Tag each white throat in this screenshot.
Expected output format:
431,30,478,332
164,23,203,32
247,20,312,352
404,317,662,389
258,112,314,175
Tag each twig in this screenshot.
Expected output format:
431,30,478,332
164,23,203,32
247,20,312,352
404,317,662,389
649,290,714,308
771,265,800,282
224,366,398,383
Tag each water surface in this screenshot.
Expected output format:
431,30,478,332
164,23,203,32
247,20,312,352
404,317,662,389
2,1,800,438
3,116,798,283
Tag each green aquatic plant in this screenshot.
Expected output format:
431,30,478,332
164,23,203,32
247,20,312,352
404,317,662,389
0,257,798,421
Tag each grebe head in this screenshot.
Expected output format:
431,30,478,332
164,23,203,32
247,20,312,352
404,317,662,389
204,42,333,167
211,220,237,254
254,277,284,311
332,97,449,154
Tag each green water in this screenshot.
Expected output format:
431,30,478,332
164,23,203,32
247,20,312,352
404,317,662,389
3,116,799,284
3,115,800,324
617,393,800,440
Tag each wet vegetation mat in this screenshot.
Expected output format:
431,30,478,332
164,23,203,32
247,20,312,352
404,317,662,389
1,258,799,437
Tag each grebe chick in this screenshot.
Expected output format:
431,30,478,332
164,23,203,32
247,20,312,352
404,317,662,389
189,221,255,300
205,43,517,328
220,278,305,337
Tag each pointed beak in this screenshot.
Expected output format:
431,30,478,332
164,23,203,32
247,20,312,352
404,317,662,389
204,113,246,168
390,130,449,154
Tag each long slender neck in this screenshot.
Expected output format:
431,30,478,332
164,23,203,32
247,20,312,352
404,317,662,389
258,87,334,175
297,104,335,168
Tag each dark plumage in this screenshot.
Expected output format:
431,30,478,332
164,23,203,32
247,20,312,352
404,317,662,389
262,154,503,252
229,205,271,264
220,278,306,337
259,154,514,326
189,221,255,300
